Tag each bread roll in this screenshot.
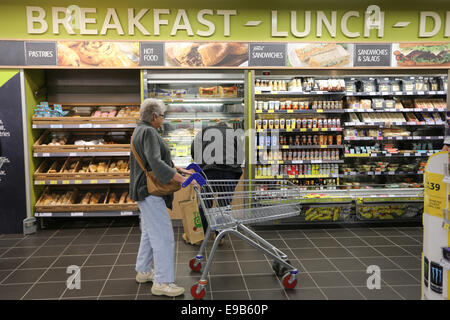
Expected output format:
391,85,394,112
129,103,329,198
119,192,128,204
108,192,117,204
89,164,98,173
89,193,102,204
126,194,134,204
81,192,92,204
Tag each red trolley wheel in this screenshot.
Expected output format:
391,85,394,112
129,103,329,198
191,283,206,299
189,258,202,272
282,273,298,289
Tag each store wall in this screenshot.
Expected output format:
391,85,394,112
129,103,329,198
0,69,27,233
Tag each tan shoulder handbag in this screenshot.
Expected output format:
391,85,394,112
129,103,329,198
131,134,181,196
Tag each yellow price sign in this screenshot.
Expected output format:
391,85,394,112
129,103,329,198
287,110,293,113
321,128,328,131
286,129,293,132
110,179,117,183
268,110,274,113
36,180,45,185
300,128,306,132
75,180,82,184
317,109,323,113
50,180,57,185
320,145,327,148
62,180,70,185
312,128,319,132
90,180,98,184
424,171,446,218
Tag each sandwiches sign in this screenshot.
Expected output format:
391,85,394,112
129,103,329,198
0,40,449,68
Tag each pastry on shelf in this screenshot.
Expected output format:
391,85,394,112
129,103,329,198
81,192,92,204
89,193,102,204
108,193,118,204
119,192,128,204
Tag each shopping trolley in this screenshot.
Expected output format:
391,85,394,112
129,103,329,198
182,163,302,299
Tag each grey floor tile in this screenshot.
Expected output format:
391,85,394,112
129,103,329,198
62,280,105,298
2,247,38,258
381,270,420,286
251,230,282,240
15,238,48,247
22,282,67,300
101,279,140,296
0,239,22,248
0,248,7,257
335,238,367,247
109,265,136,280
249,289,288,300
283,238,315,249
346,247,383,258
63,245,95,255
126,235,142,244
390,257,421,270
44,237,74,247
301,259,338,273
52,255,87,268
388,237,421,246
358,257,401,270
99,235,128,245
356,286,403,300
0,284,33,299
229,239,255,250
391,285,421,300
342,270,375,287
322,287,365,300
244,274,282,290
325,229,358,238
329,258,366,272
348,229,380,237
278,230,306,239
71,236,102,245
285,287,327,300
32,246,67,257
291,248,325,260
210,275,246,291
234,250,268,261
310,271,352,287
239,261,272,275
2,268,46,284
121,243,139,254
371,228,405,237
209,251,237,262
401,246,422,256
80,266,112,281
373,246,411,257
303,229,330,238
319,247,353,259
360,237,394,246
54,229,83,237
40,267,69,282
103,228,131,236
310,238,342,248
85,254,118,267
0,258,26,270
0,270,11,282
19,257,56,269
99,294,136,300
209,262,241,275
404,269,421,282
214,290,250,300
91,244,123,255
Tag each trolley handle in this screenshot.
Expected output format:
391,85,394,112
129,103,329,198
182,172,207,188
186,163,203,173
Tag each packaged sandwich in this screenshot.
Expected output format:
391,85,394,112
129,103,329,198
199,86,217,97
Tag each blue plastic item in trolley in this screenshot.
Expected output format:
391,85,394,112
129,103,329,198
182,162,302,299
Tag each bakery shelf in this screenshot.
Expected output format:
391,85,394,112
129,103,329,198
256,109,344,114
344,136,444,141
257,128,343,133
257,160,344,165
256,145,344,150
35,211,139,218
34,151,130,157
35,178,130,185
32,123,137,129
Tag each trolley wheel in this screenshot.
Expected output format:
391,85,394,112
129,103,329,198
189,258,202,272
282,273,298,289
272,260,291,277
191,283,206,299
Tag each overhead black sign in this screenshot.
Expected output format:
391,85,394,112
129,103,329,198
249,43,286,67
25,42,57,66
0,41,25,66
140,42,165,66
353,44,392,67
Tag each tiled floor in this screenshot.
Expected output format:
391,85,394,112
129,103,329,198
0,218,423,300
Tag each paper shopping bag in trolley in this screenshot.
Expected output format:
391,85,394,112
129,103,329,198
181,163,303,299
179,187,204,245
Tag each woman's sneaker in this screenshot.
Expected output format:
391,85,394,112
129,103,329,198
151,283,185,297
136,270,154,283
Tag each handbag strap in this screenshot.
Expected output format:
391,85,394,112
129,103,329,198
130,134,148,173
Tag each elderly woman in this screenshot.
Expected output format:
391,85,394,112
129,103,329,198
129,98,191,297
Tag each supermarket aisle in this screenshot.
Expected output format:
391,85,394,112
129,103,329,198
0,218,422,300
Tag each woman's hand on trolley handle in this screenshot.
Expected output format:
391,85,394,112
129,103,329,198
175,167,193,176
173,170,199,188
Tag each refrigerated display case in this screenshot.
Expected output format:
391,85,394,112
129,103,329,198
250,70,447,225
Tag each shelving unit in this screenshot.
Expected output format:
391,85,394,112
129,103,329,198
251,70,447,224
31,70,140,219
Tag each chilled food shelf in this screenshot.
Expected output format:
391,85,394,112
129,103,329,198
344,122,445,127
344,151,439,158
344,136,444,141
346,90,447,96
32,123,137,129
257,128,343,133
340,171,424,177
255,174,339,179
256,109,344,114
256,145,344,150
162,98,244,104
255,90,346,96
257,160,344,165
344,108,446,113
34,151,131,157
